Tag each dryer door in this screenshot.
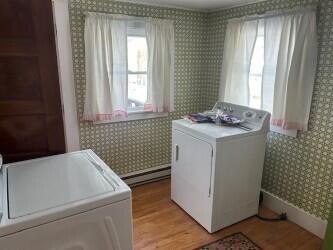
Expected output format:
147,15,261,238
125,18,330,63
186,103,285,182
171,129,213,231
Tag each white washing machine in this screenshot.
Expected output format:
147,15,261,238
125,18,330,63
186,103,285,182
0,150,133,250
171,102,270,233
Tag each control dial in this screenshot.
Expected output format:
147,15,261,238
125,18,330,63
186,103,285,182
243,111,257,119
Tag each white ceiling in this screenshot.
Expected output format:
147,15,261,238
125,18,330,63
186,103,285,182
117,0,265,11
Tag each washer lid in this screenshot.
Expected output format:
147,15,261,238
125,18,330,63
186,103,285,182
7,151,117,219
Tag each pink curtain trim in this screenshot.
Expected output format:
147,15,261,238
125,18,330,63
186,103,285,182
271,119,307,131
83,111,128,121
144,104,154,112
144,103,174,113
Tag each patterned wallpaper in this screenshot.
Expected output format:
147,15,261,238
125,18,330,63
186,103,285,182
206,0,333,220
69,0,333,219
69,0,208,174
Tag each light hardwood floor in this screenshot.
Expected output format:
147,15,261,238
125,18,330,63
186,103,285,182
132,178,322,250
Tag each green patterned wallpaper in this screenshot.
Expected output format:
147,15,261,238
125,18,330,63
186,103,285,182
69,0,333,219
206,0,333,220
69,0,208,174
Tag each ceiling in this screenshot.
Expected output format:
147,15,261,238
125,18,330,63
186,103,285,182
117,0,265,11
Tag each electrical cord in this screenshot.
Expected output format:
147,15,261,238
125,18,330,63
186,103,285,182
257,192,288,222
256,212,288,222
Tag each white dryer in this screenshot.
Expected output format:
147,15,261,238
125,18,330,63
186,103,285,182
0,150,133,250
171,102,270,233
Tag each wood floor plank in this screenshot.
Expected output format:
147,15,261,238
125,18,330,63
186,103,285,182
132,179,323,250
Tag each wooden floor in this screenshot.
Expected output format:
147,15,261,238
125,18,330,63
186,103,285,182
132,179,322,250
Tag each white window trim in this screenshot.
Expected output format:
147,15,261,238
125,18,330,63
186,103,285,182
94,111,168,124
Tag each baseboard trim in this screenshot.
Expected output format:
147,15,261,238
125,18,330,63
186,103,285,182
262,189,327,239
120,164,171,187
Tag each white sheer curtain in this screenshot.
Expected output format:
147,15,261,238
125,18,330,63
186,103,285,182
219,19,259,106
83,13,128,121
221,8,317,132
263,9,317,131
145,19,175,113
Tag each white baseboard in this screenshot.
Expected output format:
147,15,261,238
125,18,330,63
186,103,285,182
120,164,171,186
262,189,327,239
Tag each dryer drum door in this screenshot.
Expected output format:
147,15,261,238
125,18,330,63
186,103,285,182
171,129,213,230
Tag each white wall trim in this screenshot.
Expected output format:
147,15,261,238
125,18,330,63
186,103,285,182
262,189,327,239
52,0,80,152
120,164,171,186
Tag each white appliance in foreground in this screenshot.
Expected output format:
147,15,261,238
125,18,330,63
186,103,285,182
171,102,270,233
0,150,133,250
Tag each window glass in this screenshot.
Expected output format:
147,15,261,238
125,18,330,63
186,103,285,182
249,35,264,110
128,36,148,72
128,74,147,108
127,36,148,110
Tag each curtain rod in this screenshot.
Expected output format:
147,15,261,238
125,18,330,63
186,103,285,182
228,5,317,23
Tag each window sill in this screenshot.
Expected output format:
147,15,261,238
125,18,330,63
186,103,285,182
270,125,298,138
94,111,168,124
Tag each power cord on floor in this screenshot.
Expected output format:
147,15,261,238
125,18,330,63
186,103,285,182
257,191,288,222
256,212,288,222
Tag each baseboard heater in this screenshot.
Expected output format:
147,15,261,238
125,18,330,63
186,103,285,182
120,165,171,187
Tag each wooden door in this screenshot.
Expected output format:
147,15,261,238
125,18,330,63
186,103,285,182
0,0,66,163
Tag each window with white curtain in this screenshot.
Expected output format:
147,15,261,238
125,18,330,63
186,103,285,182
127,22,148,112
248,22,298,137
83,13,175,122
220,7,317,137
248,21,264,110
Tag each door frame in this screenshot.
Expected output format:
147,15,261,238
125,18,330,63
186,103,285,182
52,0,80,152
